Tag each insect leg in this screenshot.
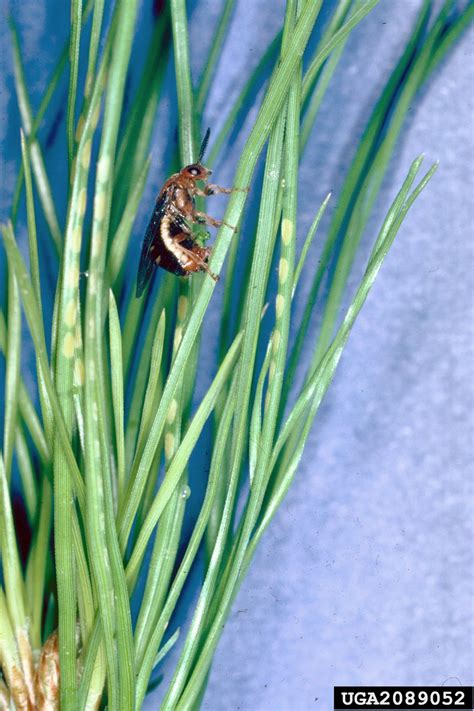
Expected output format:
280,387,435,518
170,211,210,242
176,240,219,281
167,206,193,234
202,184,249,196
194,211,238,232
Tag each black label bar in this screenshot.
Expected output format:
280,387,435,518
334,687,473,710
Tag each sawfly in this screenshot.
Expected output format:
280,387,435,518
136,129,247,297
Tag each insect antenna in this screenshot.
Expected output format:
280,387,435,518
198,127,211,163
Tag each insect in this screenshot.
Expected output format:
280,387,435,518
136,128,246,297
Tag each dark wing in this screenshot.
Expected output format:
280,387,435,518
136,193,167,297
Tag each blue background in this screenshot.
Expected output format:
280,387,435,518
1,1,473,709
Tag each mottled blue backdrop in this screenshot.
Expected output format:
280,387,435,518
1,1,473,710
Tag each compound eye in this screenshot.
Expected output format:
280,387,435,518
189,167,199,176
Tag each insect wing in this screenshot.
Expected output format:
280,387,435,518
136,193,167,297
